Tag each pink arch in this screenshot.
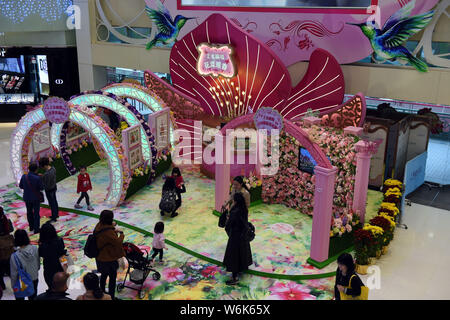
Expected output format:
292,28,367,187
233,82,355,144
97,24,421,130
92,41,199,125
220,113,332,169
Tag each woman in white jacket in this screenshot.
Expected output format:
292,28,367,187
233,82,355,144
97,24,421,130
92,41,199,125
10,230,40,300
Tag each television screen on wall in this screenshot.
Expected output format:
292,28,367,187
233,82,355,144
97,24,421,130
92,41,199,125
0,56,25,74
298,146,317,174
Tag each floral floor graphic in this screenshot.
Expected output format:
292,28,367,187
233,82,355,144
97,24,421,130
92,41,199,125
4,160,384,299
1,186,333,300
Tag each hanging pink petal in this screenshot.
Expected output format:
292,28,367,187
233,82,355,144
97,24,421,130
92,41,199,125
169,13,291,119
280,48,344,120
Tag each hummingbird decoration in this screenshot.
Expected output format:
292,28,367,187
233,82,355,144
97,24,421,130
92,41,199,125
347,0,434,72
145,0,195,50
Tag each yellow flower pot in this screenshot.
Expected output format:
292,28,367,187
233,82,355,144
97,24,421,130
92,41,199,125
368,257,376,265
356,264,369,275
382,246,388,255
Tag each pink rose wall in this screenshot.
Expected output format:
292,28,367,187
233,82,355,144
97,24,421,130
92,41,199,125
262,125,358,216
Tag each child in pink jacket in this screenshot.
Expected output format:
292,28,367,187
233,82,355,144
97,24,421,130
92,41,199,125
150,222,167,264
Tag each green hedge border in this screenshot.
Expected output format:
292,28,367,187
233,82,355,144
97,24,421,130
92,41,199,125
329,232,355,258
68,143,101,173
125,155,173,200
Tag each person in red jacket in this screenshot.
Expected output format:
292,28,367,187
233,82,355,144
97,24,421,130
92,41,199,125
75,166,94,211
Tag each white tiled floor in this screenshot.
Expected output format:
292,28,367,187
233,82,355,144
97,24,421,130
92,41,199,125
1,123,450,299
360,203,450,299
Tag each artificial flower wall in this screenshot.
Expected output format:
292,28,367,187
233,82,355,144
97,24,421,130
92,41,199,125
262,126,358,217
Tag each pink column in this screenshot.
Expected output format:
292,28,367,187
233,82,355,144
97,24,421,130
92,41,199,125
303,116,322,126
215,133,231,212
344,126,363,137
310,165,338,263
352,140,377,224
255,131,263,178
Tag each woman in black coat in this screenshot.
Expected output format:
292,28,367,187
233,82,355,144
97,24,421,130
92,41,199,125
38,222,67,289
223,192,253,285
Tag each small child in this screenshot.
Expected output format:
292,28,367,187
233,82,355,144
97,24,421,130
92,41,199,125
75,165,94,211
150,221,167,264
171,167,186,214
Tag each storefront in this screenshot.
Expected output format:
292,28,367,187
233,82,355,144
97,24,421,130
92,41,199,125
0,46,80,122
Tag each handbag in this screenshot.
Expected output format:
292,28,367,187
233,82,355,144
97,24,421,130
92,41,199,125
218,208,228,228
340,274,369,300
242,221,256,242
59,254,74,272
12,253,35,298
25,174,44,203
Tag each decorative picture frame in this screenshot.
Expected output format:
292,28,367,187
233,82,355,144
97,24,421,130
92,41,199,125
32,126,51,154
127,125,141,149
148,109,171,151
128,146,143,170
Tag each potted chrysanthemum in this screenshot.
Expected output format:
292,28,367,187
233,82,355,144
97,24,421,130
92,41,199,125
354,229,373,274
369,215,395,254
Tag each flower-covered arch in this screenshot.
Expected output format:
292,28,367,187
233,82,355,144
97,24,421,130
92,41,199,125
216,113,336,264
102,83,167,113
10,106,131,206
101,83,177,145
50,92,155,163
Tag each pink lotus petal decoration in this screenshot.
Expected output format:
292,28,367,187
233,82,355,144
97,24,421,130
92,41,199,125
281,48,345,120
169,13,292,119
144,12,365,142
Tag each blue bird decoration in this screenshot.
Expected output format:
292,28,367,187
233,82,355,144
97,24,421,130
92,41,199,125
347,0,434,72
145,0,195,50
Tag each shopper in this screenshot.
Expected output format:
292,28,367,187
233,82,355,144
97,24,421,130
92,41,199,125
171,167,186,215
39,157,59,222
159,177,179,218
223,192,253,285
75,165,94,211
334,253,364,300
19,163,44,233
227,176,251,209
10,230,40,300
94,210,125,300
150,222,168,264
38,222,67,290
77,272,112,300
0,207,14,291
35,272,72,300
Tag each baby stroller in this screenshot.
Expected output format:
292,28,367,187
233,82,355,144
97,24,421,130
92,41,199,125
117,242,161,299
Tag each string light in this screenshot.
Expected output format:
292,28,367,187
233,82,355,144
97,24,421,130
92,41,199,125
0,0,73,24
208,76,253,119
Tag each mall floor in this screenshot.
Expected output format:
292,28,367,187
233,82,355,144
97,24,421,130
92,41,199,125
1,123,449,300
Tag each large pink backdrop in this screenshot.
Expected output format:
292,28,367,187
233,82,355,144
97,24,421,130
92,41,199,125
145,0,438,66
169,14,346,121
